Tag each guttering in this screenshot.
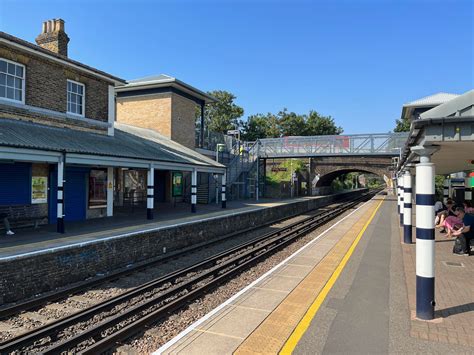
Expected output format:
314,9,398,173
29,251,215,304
396,116,474,171
0,143,225,172
116,79,217,103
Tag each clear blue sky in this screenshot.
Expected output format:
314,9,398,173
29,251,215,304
1,0,472,133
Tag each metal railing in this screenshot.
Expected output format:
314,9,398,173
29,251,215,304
258,132,408,158
195,129,238,152
226,141,259,186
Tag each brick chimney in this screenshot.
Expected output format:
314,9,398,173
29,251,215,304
35,19,70,57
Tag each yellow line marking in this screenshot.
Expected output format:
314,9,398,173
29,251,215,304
194,328,246,340
279,197,384,354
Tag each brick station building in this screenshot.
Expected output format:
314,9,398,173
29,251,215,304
0,19,225,233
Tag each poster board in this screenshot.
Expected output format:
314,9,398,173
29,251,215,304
172,172,183,197
32,176,48,204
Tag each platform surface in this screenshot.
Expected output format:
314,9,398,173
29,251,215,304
156,195,474,354
0,195,330,260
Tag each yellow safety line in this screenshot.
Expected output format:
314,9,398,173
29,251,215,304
280,197,385,354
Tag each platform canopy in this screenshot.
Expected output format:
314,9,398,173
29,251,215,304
0,118,225,174
398,90,474,174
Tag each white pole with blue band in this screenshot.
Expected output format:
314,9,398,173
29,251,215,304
221,171,227,209
399,174,404,226
403,169,412,244
465,173,472,202
147,165,154,220
57,153,65,234
396,176,401,214
191,169,197,213
412,145,437,320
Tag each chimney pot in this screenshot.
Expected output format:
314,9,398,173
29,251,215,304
35,18,70,57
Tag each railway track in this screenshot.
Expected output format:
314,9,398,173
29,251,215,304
0,192,355,321
0,190,379,354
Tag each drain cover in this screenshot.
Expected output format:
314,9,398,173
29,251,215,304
443,261,464,267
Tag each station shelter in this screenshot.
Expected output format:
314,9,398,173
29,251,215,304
396,90,473,321
0,119,226,233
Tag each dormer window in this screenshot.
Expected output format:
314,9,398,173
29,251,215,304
0,58,25,103
67,79,85,116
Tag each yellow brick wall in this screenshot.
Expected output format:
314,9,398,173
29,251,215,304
171,93,198,149
116,94,172,138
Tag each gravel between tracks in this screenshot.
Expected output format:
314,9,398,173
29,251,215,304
115,203,363,354
0,206,329,344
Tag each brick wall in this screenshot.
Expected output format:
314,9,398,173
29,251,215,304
116,94,172,137
0,44,110,126
116,92,197,149
171,92,197,149
0,190,366,303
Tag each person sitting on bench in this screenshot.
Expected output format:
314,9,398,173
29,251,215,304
0,212,15,236
452,206,474,256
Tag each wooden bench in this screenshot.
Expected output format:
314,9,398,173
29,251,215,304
0,205,47,230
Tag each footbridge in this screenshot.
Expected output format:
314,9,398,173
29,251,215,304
226,133,409,196
259,133,408,187
258,133,408,158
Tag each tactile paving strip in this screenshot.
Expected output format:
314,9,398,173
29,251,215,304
234,204,377,354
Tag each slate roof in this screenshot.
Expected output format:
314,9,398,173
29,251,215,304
419,90,474,119
0,32,125,84
0,118,224,169
403,92,459,107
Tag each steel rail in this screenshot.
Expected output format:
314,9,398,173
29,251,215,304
44,191,378,354
0,190,377,354
0,194,358,352
0,195,339,320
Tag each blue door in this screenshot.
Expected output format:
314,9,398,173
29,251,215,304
0,163,31,205
49,167,88,223
154,170,166,202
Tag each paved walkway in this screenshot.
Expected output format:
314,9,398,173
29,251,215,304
156,195,474,354
402,213,474,347
0,196,326,259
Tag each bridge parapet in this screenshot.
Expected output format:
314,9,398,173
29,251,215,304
259,132,408,158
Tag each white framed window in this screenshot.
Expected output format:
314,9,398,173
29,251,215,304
67,79,85,116
0,58,25,104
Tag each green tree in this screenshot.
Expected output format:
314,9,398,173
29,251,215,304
394,117,411,132
202,90,244,134
242,114,270,141
278,108,307,136
242,113,280,140
242,108,343,139
306,111,343,135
